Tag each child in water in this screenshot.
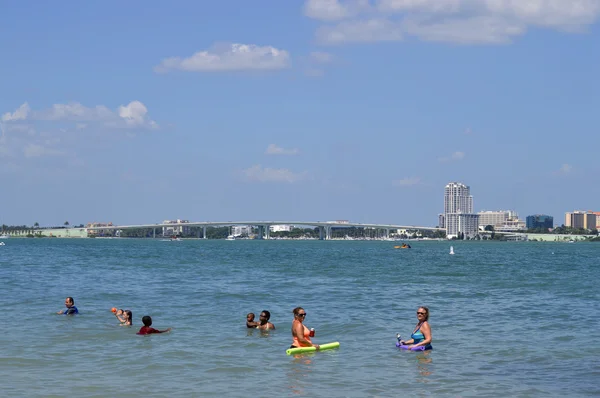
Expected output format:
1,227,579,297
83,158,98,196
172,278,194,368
137,316,171,335
246,312,260,328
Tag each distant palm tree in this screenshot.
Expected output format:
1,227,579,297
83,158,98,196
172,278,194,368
34,222,39,228
64,221,69,227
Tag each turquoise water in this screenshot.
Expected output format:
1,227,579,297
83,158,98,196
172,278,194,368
1,239,599,397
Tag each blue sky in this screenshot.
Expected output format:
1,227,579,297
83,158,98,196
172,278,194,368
1,0,599,227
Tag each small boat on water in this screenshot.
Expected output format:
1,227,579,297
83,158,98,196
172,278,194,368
449,246,455,255
226,235,236,241
394,243,411,249
0,234,9,239
0,241,5,246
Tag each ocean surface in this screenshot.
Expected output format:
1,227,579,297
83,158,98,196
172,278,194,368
1,238,599,397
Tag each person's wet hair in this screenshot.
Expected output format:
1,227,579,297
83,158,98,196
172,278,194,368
142,315,152,326
66,297,74,305
261,310,271,320
124,310,133,323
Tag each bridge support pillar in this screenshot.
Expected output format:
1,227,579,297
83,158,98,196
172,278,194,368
256,226,264,240
153,228,155,239
203,226,207,239
265,225,270,240
385,228,389,239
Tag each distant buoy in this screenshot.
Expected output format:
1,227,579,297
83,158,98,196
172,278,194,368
449,246,454,255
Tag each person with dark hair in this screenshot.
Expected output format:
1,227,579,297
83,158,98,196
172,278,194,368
137,316,171,335
257,310,275,330
399,306,432,350
246,312,259,328
115,309,133,326
290,307,319,350
57,297,79,315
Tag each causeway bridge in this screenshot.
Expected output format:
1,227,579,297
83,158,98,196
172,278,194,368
87,220,444,240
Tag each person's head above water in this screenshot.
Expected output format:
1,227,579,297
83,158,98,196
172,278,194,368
260,310,270,321
65,297,74,307
417,306,429,321
142,315,153,327
292,307,306,322
123,310,132,323
247,313,255,322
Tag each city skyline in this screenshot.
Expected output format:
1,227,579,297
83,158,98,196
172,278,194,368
1,1,599,227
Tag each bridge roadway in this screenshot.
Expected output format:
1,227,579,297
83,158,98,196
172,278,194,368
87,220,444,240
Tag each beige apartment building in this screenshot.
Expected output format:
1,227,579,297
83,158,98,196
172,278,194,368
565,211,597,230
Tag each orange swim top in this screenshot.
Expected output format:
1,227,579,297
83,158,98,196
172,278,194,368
292,320,312,347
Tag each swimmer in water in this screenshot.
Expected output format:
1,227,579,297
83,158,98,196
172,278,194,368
290,307,319,350
56,297,79,315
399,306,432,350
257,310,275,330
115,309,132,326
137,316,171,335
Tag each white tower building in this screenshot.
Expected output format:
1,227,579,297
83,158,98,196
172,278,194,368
443,182,478,239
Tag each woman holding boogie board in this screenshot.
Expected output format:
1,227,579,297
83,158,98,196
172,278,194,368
290,307,319,351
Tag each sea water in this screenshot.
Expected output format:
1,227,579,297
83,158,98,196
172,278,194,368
1,239,599,397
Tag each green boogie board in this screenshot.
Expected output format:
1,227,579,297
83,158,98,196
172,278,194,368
286,342,340,355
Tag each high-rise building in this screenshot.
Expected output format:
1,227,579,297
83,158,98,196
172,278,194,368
443,182,478,239
526,214,553,230
444,182,473,215
565,211,596,230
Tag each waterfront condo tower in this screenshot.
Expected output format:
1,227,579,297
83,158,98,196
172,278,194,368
443,182,479,239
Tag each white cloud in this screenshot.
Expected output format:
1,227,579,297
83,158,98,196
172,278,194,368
304,0,362,20
155,43,291,73
305,0,600,44
438,151,465,162
266,144,299,155
242,165,306,183
23,143,66,158
393,177,422,186
118,101,157,127
1,102,30,122
402,15,525,44
557,163,573,174
317,19,404,44
2,101,157,129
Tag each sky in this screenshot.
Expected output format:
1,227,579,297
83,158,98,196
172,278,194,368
1,0,599,228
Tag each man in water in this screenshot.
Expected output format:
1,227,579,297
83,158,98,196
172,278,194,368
258,310,275,330
57,297,79,315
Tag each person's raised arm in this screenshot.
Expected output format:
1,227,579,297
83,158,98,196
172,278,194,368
115,310,126,323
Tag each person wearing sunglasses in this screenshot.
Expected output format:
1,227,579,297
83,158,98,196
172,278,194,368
258,310,275,330
399,307,432,350
290,307,319,350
